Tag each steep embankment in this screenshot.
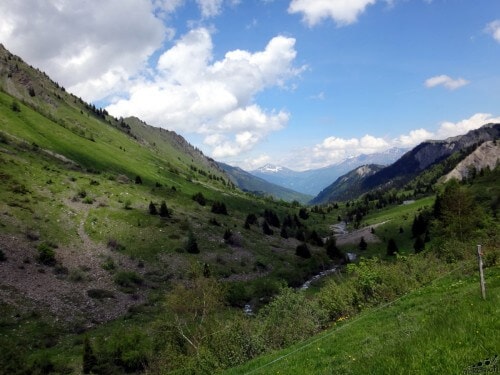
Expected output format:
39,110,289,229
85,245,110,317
224,265,500,375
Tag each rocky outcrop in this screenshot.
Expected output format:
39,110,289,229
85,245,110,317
442,141,500,182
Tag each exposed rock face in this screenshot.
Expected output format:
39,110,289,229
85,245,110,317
443,141,500,182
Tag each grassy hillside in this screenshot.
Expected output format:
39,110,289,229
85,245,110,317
224,264,500,375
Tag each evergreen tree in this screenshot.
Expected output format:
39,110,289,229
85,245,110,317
159,201,170,217
359,236,368,251
262,221,274,235
135,175,142,184
295,243,311,258
325,237,343,260
387,238,398,256
186,231,199,254
148,201,157,215
280,225,288,239
413,236,425,253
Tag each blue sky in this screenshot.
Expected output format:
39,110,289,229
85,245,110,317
1,0,499,170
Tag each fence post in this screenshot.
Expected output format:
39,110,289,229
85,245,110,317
477,244,486,299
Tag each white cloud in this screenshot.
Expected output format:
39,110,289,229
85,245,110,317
424,75,469,90
277,112,499,170
288,0,377,27
311,134,390,165
106,28,301,158
0,0,169,101
394,128,434,147
196,0,224,18
485,20,500,43
436,113,500,139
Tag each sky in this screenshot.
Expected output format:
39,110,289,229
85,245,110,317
1,0,499,171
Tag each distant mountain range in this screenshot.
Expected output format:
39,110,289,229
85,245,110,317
250,148,407,196
311,124,500,203
218,162,312,203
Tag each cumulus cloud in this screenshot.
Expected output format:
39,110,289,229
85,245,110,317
106,28,301,158
311,134,390,165
0,0,169,101
285,112,499,169
436,113,500,139
288,0,377,27
485,20,500,43
424,75,469,90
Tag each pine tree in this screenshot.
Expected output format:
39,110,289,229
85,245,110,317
148,201,157,215
413,236,425,253
159,201,170,217
186,231,199,254
387,238,398,256
359,236,368,251
262,221,274,235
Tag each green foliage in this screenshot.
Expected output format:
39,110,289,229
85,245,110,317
298,207,309,220
260,288,326,349
325,237,344,260
113,271,143,292
262,221,274,235
148,201,157,215
192,192,206,206
295,243,311,258
10,99,20,112
211,201,228,215
387,238,398,256
358,236,368,251
82,336,97,374
36,242,56,266
186,230,199,254
159,200,170,217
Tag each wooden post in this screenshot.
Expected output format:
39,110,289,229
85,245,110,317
477,245,486,299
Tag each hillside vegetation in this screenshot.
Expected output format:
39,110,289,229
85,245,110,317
0,44,499,375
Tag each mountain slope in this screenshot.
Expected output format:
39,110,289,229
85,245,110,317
251,148,406,196
312,125,500,202
363,124,500,190
219,162,312,203
442,140,500,182
310,164,384,204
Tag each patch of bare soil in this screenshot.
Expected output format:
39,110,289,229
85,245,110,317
333,221,389,247
0,200,148,328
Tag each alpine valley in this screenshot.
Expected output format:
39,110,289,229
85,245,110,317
0,44,499,375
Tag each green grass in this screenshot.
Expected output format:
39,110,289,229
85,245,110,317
224,265,500,375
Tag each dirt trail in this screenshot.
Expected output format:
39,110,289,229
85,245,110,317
0,200,146,326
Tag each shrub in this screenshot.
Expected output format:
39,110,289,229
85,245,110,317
192,192,206,206
186,231,199,254
135,175,142,184
87,289,115,299
387,238,398,256
0,248,6,261
262,221,274,235
114,271,143,291
211,201,228,215
359,236,368,251
107,239,125,251
36,243,56,266
159,201,170,217
148,201,157,215
11,100,20,112
295,243,311,258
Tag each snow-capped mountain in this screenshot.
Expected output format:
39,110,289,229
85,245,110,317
250,148,407,196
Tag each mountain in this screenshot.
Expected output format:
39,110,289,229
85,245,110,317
250,148,406,196
442,140,500,182
219,162,312,203
362,124,500,190
311,124,500,202
310,164,384,204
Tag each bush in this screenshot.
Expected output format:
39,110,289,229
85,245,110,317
211,201,228,215
295,243,311,258
87,289,115,299
0,248,6,262
148,201,157,215
114,271,143,291
318,278,359,320
36,243,56,266
186,231,199,254
192,192,206,206
159,201,170,217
